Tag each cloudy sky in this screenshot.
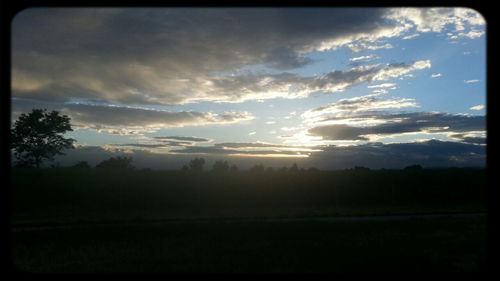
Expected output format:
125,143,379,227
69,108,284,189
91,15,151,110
11,8,486,169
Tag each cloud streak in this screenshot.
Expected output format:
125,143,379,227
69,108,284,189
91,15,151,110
153,136,209,141
469,105,485,111
306,140,485,169
12,98,254,134
301,94,418,125
307,112,485,141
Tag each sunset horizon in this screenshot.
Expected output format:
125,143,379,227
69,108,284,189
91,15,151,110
11,7,486,169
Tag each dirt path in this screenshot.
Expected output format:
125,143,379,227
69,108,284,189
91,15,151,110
11,212,486,232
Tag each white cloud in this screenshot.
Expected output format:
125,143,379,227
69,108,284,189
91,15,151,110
470,105,485,111
372,60,431,81
367,83,397,88
281,127,299,132
431,73,442,78
301,94,418,126
248,132,256,135
372,89,389,95
464,79,480,84
458,30,485,39
177,60,432,103
347,42,393,52
349,54,379,62
385,8,485,34
402,33,420,40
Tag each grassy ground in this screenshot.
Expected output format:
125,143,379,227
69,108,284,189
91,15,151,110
10,168,488,273
11,168,487,225
12,216,486,273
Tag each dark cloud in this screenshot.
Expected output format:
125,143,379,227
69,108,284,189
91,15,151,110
13,8,388,63
265,47,314,69
308,112,485,141
309,124,369,140
448,133,486,145
305,140,485,169
12,8,483,105
12,8,433,105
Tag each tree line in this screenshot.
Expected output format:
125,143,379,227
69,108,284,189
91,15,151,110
11,109,426,172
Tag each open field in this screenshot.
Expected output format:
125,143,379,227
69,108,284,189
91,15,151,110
11,167,488,273
12,216,486,273
11,168,486,225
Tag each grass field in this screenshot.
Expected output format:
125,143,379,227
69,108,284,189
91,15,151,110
11,167,486,225
10,167,488,273
12,216,486,273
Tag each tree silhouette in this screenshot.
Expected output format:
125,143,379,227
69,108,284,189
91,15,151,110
188,157,205,172
404,164,423,170
229,164,239,172
212,160,229,172
11,109,75,168
307,167,320,172
354,166,370,171
266,167,275,173
72,161,91,169
289,163,299,172
96,156,135,169
249,163,265,173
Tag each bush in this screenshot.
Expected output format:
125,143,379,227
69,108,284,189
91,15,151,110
72,161,91,169
212,160,229,172
96,157,135,170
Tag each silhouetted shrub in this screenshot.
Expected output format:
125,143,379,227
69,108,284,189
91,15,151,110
249,164,265,173
72,161,91,169
354,166,370,171
188,158,205,172
278,167,288,172
404,164,423,170
266,167,275,173
229,164,239,172
96,156,135,170
212,160,229,172
289,163,299,172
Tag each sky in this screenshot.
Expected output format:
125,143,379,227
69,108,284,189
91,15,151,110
11,7,487,169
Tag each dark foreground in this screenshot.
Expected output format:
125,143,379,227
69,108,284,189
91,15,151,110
13,216,486,273
11,167,487,273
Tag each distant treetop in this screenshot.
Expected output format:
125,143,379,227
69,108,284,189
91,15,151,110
404,164,423,170
96,156,135,170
